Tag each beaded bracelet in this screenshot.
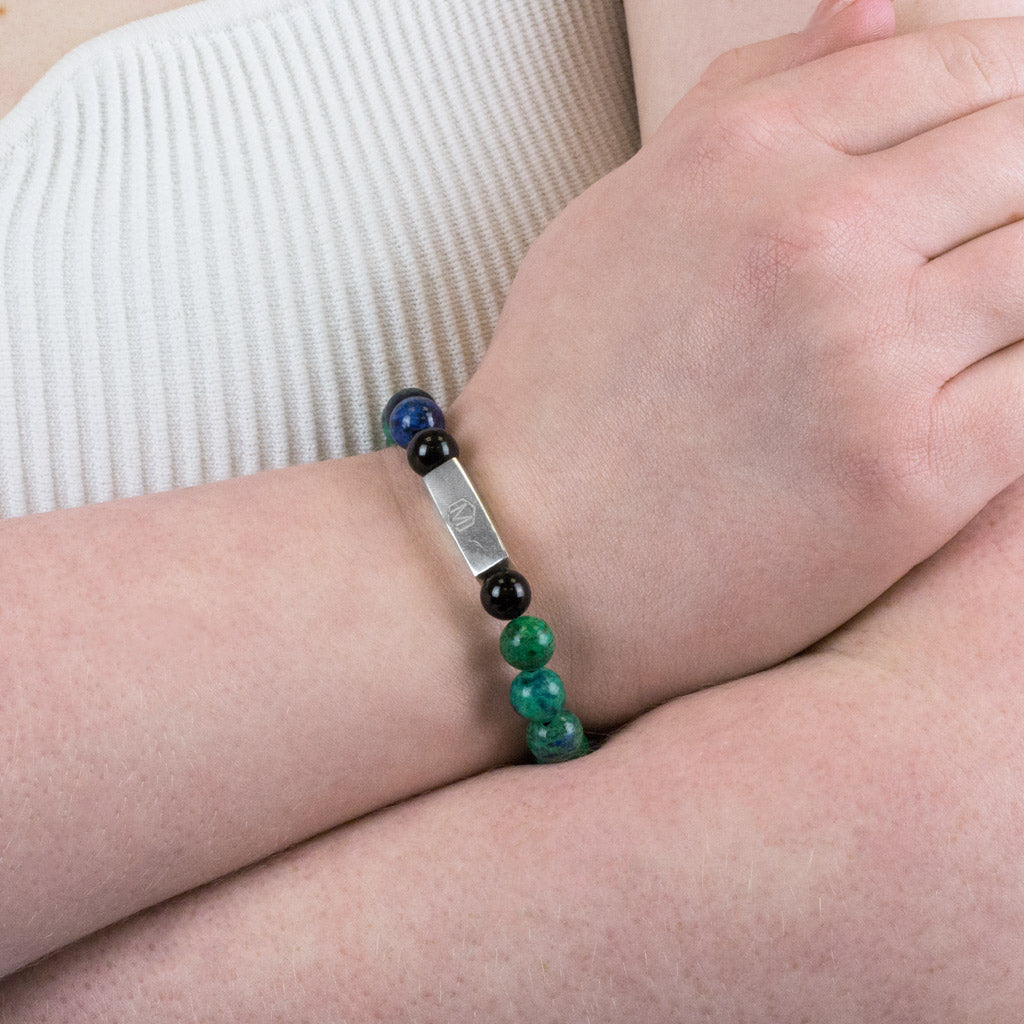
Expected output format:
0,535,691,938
382,387,589,764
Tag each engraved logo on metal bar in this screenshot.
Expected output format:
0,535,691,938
447,498,477,533
424,458,508,578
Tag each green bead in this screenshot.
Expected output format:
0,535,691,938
510,668,565,723
527,711,589,763
499,615,555,671
381,406,396,447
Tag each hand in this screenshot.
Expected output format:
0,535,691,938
451,5,1024,725
0,0,916,980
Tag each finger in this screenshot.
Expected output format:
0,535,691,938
760,18,1024,155
698,0,896,95
913,217,1024,372
931,339,1024,503
865,94,1024,259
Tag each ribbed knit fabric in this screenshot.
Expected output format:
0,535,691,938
0,0,638,518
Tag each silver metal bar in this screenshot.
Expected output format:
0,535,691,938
423,458,509,579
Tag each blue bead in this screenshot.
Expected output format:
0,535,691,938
382,388,434,447
526,711,589,763
389,396,445,449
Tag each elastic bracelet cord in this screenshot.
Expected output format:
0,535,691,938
382,388,590,764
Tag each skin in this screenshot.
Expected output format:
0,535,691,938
626,0,816,139
8,4,1020,1013
0,452,541,978
2,0,1024,1011
457,7,1024,721
5,476,1024,1022
8,0,1024,977
0,0,200,120
624,0,1021,141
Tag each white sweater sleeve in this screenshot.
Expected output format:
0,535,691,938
0,0,639,517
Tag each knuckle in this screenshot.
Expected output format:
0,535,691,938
733,174,879,304
929,25,1019,102
708,91,789,156
832,418,925,518
668,91,791,188
839,396,956,525
797,175,879,257
893,400,965,522
811,327,941,517
920,392,966,482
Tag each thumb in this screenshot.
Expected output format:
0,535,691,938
697,0,896,95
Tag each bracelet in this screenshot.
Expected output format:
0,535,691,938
382,387,590,764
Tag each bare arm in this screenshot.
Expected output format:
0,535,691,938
0,0,199,119
624,0,1024,141
6,479,1022,1022
9,0,1024,982
625,0,808,138
0,450,531,977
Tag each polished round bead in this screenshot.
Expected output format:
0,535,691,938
407,429,459,476
510,668,565,723
389,396,445,449
381,388,434,446
480,568,531,620
499,615,554,671
526,711,589,763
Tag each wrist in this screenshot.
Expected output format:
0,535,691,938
443,384,604,722
447,362,715,730
385,389,590,761
365,443,530,759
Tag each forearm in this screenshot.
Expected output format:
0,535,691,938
624,0,809,139
15,470,1024,1021
623,0,1024,143
10,0,1024,984
5,636,1020,1023
0,0,193,120
0,449,526,977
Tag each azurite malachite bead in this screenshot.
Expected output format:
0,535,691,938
381,388,434,446
510,668,565,723
480,568,531,620
388,395,444,449
499,615,554,671
526,710,589,763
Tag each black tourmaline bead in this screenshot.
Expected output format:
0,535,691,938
480,568,532,620
382,387,435,445
407,428,459,476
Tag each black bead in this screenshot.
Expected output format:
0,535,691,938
407,428,459,476
480,568,532,620
383,387,435,429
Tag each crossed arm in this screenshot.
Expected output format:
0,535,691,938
625,0,1015,140
5,477,1023,1021
4,0,1024,1017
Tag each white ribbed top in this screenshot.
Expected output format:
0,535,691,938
0,0,638,518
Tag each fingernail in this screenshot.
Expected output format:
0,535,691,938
807,0,857,27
